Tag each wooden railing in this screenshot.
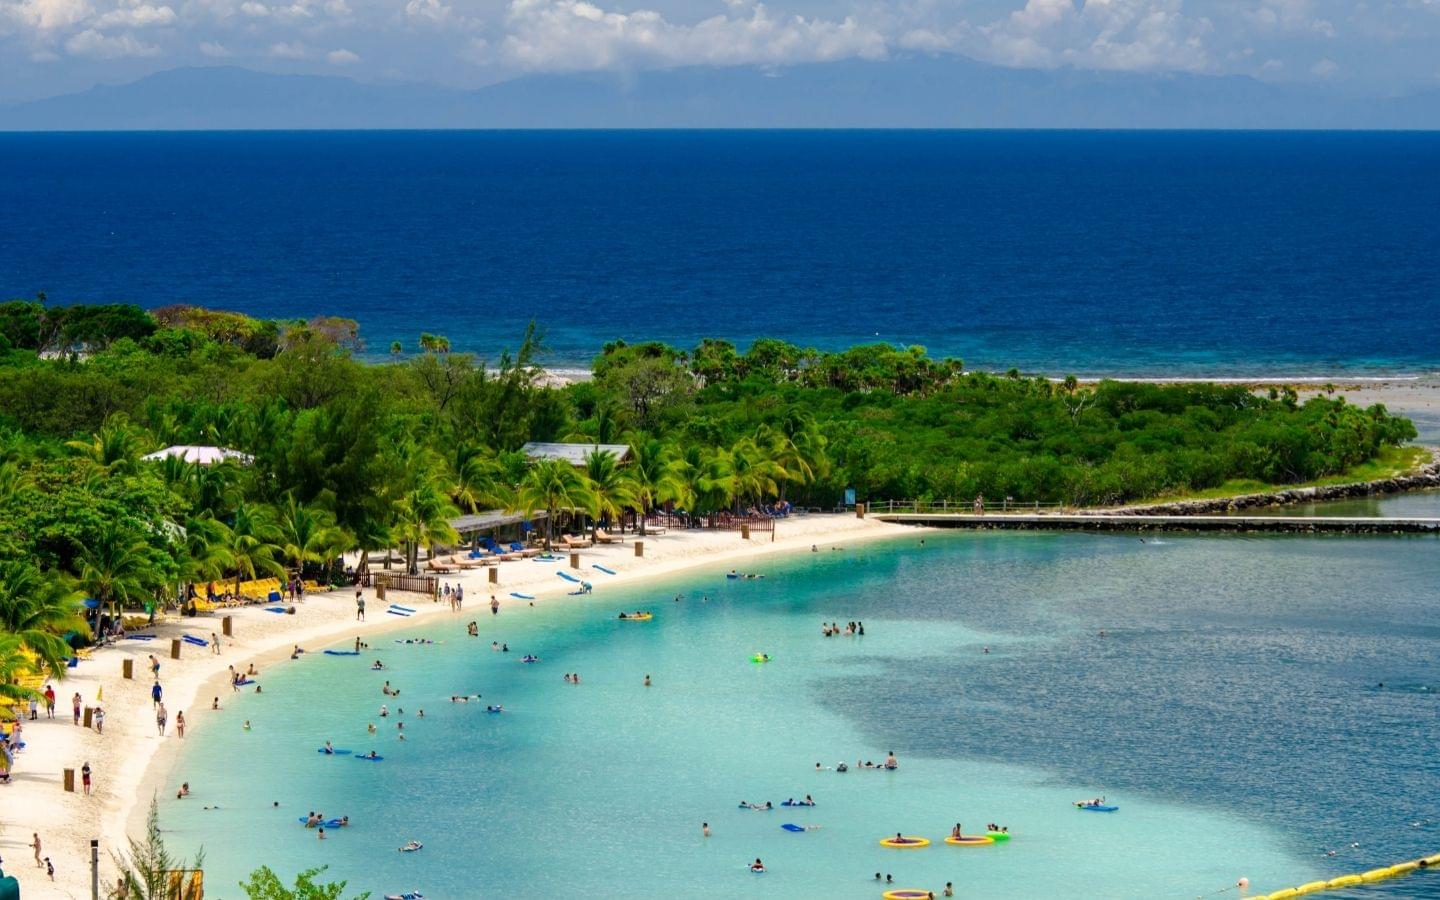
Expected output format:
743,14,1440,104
868,499,1069,515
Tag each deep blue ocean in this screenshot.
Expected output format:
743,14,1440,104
1,130,1438,375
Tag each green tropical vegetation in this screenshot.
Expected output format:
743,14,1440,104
0,299,1420,711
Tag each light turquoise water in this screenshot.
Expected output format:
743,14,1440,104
159,531,1440,899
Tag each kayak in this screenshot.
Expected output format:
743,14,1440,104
1078,804,1118,812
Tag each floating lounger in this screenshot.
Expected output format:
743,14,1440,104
389,605,416,613
386,609,412,617
557,571,580,583
509,592,535,600
322,650,361,656
592,565,616,575
182,635,208,646
781,824,806,832
264,607,286,613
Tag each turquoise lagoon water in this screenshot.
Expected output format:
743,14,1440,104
160,532,1440,898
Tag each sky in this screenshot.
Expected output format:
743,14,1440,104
2,0,1439,103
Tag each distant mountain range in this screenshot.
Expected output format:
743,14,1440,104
3,60,1439,130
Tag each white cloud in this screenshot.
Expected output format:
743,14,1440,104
1310,56,1336,76
403,0,449,23
975,0,1211,73
4,0,91,31
500,0,887,71
65,26,158,54
198,38,229,55
1246,0,1334,37
325,46,357,63
238,0,267,14
267,38,304,56
93,2,174,27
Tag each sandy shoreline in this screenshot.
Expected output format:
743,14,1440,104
2,513,909,899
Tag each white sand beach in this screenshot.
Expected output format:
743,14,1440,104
1,513,909,899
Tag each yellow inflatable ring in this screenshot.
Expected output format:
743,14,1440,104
620,613,652,621
879,836,930,849
883,892,932,900
944,835,995,846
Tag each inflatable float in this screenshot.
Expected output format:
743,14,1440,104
1077,804,1118,812
879,836,930,849
985,830,1011,842
354,755,384,762
322,650,360,656
750,654,772,663
557,571,581,583
780,824,806,833
383,893,423,900
883,892,932,900
509,592,535,600
945,835,994,846
593,564,617,574
316,748,352,755
618,613,653,621
781,800,815,807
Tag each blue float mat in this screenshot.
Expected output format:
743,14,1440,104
592,565,616,575
556,571,580,583
264,607,286,614
322,650,360,656
509,592,535,600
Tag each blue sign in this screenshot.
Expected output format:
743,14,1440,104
844,488,856,507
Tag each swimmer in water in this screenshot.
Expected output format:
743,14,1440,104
702,822,710,836
367,722,377,734
750,859,765,872
322,741,335,754
243,720,251,731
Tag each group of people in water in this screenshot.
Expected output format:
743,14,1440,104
821,621,864,636
816,751,899,772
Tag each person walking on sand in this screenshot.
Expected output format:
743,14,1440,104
81,762,92,795
44,684,55,719
176,710,186,738
211,633,221,655
156,702,167,736
72,691,81,725
94,706,105,734
356,590,366,621
491,595,500,616
32,833,41,867
149,654,160,676
151,680,163,708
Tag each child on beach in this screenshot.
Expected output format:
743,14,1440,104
81,762,92,795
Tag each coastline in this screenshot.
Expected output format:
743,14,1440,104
4,513,910,900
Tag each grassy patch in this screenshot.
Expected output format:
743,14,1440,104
1141,445,1432,503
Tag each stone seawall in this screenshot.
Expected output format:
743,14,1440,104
1108,448,1440,516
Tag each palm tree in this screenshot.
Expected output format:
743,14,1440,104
64,416,151,474
76,523,155,618
393,480,460,574
0,561,87,677
0,633,42,708
583,449,635,538
514,459,595,551
720,438,787,513
272,494,347,577
178,513,235,599
624,438,686,535
227,502,285,596
451,443,513,514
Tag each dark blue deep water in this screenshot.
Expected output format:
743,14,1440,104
2,130,1439,375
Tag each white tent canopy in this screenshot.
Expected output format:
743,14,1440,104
142,445,254,465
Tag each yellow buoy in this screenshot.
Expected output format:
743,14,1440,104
1360,867,1395,883
1389,861,1419,875
1266,889,1298,899
1423,853,1440,866
1326,874,1362,888
1293,880,1329,894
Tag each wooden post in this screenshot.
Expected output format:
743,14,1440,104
741,524,750,540
82,707,93,729
222,615,233,637
376,582,386,602
856,502,866,519
121,658,134,680
63,768,75,792
634,541,644,558
488,567,498,585
570,552,580,570
170,638,181,660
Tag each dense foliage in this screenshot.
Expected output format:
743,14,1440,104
0,300,1417,707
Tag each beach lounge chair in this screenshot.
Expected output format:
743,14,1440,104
561,534,593,549
594,528,623,544
446,555,485,570
508,542,543,558
426,559,456,574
